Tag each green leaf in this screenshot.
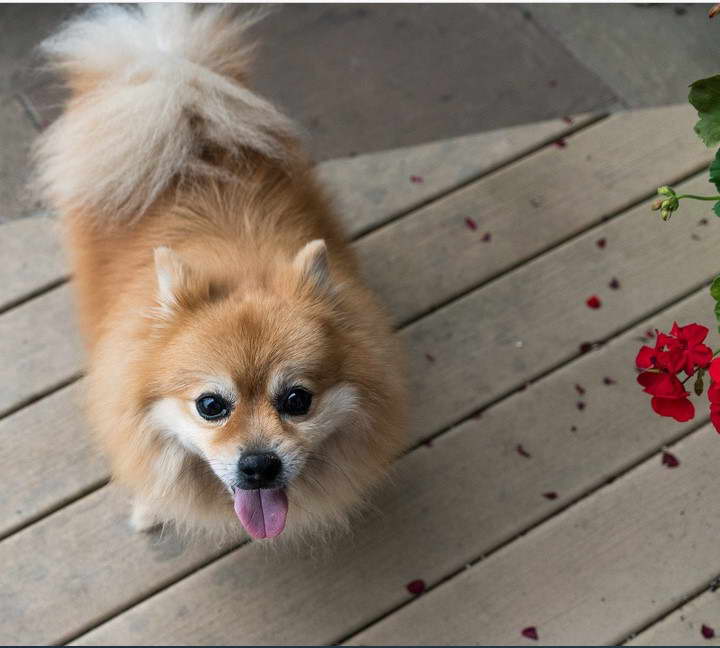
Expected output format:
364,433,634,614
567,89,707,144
689,76,720,147
710,149,720,192
714,201,720,218
711,276,720,301
714,299,720,323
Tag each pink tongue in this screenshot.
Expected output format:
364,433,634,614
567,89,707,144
233,488,288,539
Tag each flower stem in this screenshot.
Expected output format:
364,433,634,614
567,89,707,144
675,194,720,201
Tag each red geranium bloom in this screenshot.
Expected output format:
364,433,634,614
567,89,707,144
669,322,712,375
710,358,720,384
708,362,720,433
649,395,695,422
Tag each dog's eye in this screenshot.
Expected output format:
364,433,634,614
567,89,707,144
196,394,230,420
278,387,313,417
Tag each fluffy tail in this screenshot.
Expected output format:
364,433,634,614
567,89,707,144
34,4,296,223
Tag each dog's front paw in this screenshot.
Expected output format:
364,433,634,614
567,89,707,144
130,500,161,533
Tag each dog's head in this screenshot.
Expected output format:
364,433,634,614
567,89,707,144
137,239,393,539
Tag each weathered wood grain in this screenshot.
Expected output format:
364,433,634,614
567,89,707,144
0,113,592,309
628,590,720,645
349,423,720,645
2,106,719,645
7,175,720,644
400,172,720,444
316,113,598,238
0,214,66,312
0,486,240,646
0,282,82,417
72,288,716,646
0,379,106,538
357,104,712,326
5,168,720,540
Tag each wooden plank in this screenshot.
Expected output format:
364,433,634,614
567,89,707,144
0,172,716,525
1,107,718,642
348,424,720,646
315,113,598,238
628,591,720,645
400,171,720,444
0,106,702,323
0,486,239,646
0,115,594,309
70,287,716,646
0,214,66,312
2,168,717,524
0,380,106,538
357,103,713,326
7,178,720,644
0,282,82,417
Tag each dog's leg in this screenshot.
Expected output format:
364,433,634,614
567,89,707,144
130,498,160,533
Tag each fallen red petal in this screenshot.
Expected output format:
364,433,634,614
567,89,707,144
406,579,426,595
481,232,492,242
702,624,716,639
579,342,593,354
596,238,606,249
609,278,621,290
410,175,424,184
586,295,602,309
522,626,539,640
577,401,586,411
646,329,656,339
464,217,478,231
575,384,586,395
516,444,531,458
554,138,567,149
543,492,558,500
661,451,680,468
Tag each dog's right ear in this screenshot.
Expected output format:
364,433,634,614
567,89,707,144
153,246,194,316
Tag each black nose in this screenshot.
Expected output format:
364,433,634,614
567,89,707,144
237,451,282,489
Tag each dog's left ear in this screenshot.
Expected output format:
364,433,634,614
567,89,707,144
293,239,331,294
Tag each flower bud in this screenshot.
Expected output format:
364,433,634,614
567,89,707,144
661,209,670,221
661,200,671,209
651,199,663,211
695,373,705,395
658,186,673,196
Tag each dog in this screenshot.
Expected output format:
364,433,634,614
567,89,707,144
33,4,407,541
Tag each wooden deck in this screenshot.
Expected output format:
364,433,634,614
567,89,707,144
3,103,720,645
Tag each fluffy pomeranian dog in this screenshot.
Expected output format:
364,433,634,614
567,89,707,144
33,4,406,540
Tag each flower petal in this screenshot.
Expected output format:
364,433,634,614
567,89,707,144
651,397,695,422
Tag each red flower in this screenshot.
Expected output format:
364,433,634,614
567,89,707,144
670,322,712,375
708,360,720,433
634,323,711,423
650,396,694,422
586,296,602,309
